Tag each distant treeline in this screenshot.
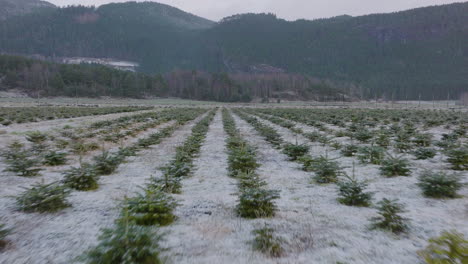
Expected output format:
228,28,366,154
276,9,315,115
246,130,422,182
0,55,346,101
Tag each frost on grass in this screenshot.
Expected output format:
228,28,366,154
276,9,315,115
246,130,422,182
1,107,467,264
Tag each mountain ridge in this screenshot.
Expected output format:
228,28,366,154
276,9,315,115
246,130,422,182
0,1,467,100
0,0,55,20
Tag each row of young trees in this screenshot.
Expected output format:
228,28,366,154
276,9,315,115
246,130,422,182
0,55,346,102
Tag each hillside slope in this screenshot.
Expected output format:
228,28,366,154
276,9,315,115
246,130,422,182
0,0,55,20
0,1,467,100
206,4,468,99
0,2,215,72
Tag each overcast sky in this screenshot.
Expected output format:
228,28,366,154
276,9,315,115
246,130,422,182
47,0,465,21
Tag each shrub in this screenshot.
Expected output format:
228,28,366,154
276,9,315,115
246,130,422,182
43,151,67,166
135,124,178,149
375,132,391,148
0,223,10,249
380,154,411,177
454,126,467,137
161,161,191,179
370,198,409,234
312,156,342,184
442,133,459,143
55,139,69,150
25,131,46,141
124,188,178,226
435,136,459,150
237,187,280,218
413,133,433,147
335,130,347,138
402,122,417,135
298,155,315,172
251,227,284,258
357,146,384,165
418,230,468,264
413,148,437,160
1,141,24,159
16,182,70,213
228,146,259,177
148,174,182,194
337,175,372,207
62,164,99,191
4,155,41,177
25,131,47,144
417,170,463,198
317,135,331,146
330,141,342,150
234,113,283,146
354,128,373,143
304,131,323,142
71,141,100,155
291,127,303,134
282,143,309,161
93,151,121,175
84,220,165,264
226,136,244,149
237,172,267,190
2,142,41,177
341,144,359,157
394,132,413,153
116,147,137,158
446,147,468,171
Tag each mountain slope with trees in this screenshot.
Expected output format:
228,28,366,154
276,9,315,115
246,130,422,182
0,2,216,73
206,5,468,100
0,0,55,20
0,1,467,100
0,54,344,101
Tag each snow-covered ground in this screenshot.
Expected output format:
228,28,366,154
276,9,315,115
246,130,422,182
0,108,157,148
0,112,206,264
0,107,466,264
232,111,468,263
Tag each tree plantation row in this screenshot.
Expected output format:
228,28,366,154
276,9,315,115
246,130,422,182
0,107,466,263
0,106,151,126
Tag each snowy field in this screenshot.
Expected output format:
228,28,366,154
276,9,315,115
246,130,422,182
0,105,466,264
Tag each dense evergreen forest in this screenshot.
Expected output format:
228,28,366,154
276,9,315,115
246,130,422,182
0,1,467,101
0,0,55,20
0,55,344,101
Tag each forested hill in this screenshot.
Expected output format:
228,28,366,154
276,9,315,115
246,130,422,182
0,55,344,101
0,1,468,100
0,2,216,73
207,4,468,100
0,0,55,20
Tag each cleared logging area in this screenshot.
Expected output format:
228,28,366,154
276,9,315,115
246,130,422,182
0,106,466,264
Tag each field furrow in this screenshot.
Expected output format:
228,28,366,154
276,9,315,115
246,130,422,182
0,106,465,264
0,111,208,264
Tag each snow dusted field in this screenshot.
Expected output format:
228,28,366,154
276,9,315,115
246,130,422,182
0,106,466,264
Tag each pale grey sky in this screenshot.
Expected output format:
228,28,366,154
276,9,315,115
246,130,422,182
47,0,465,21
